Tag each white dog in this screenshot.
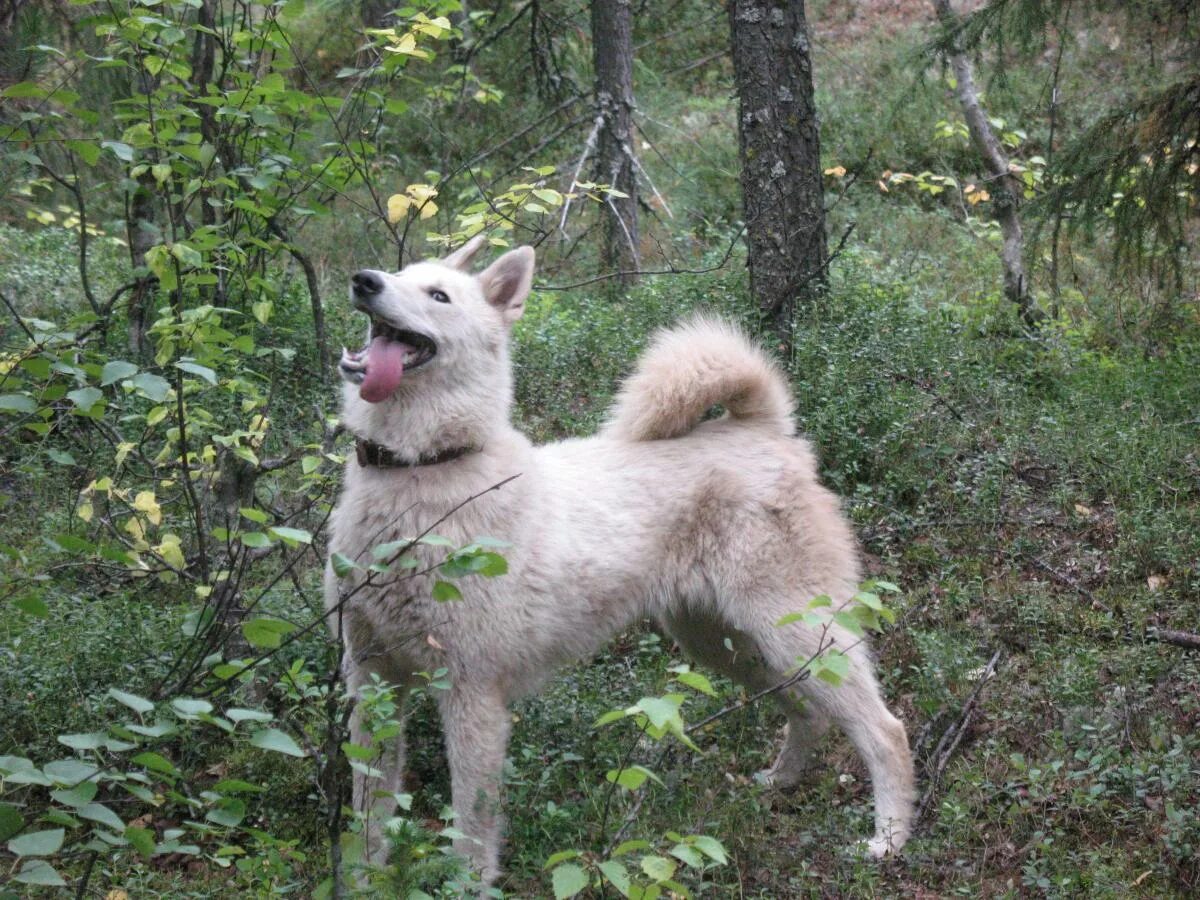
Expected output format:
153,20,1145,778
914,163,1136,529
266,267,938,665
325,237,915,885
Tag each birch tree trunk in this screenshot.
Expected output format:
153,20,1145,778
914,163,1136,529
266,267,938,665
729,0,827,340
933,0,1040,325
591,0,639,284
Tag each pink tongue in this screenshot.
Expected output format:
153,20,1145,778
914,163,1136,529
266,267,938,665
359,336,411,403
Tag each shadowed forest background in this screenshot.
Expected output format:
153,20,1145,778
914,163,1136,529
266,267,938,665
1,0,1198,896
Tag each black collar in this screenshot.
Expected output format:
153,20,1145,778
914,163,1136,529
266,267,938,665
355,437,477,469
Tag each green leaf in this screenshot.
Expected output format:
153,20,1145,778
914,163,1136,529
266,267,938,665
66,386,103,413
814,651,850,686
77,801,124,831
0,393,37,413
673,670,717,697
689,835,728,864
226,708,273,724
171,697,214,718
125,825,155,858
7,827,65,857
268,526,312,546
206,798,246,827
212,779,264,794
432,580,462,603
176,360,216,384
3,81,49,99
250,728,304,757
640,855,677,883
330,552,356,577
242,617,296,649
100,360,138,385
606,767,647,791
0,804,24,842
57,732,104,751
108,688,154,714
598,860,631,896
67,139,101,166
669,843,705,868
612,839,652,856
832,610,866,638
635,695,682,731
132,752,179,776
543,849,582,868
13,859,66,887
241,531,272,548
594,709,628,727
130,372,171,402
551,862,588,899
855,591,883,611
42,759,98,784
239,506,268,524
50,780,97,808
102,140,134,162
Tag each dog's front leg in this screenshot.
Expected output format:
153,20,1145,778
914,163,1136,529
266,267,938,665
440,687,511,887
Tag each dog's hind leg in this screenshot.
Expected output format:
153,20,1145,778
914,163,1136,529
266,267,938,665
664,605,915,856
439,686,511,887
814,664,915,856
762,618,915,856
660,609,828,788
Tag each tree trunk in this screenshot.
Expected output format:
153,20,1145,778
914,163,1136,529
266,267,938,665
591,0,639,284
729,0,827,341
932,0,1040,325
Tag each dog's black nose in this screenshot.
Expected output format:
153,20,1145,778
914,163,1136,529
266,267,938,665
351,269,384,298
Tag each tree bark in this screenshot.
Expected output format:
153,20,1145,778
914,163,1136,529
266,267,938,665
591,0,639,284
932,0,1039,325
729,0,827,340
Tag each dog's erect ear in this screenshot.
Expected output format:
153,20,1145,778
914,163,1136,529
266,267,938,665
478,246,534,325
441,234,488,271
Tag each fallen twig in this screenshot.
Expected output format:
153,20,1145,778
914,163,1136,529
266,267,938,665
917,648,1002,823
1147,627,1200,651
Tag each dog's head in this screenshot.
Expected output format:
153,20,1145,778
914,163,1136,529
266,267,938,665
339,236,533,405
337,237,534,456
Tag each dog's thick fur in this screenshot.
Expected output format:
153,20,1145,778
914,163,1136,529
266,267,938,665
325,238,915,884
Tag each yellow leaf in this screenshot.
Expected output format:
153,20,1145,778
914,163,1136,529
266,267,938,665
156,533,185,571
133,490,162,526
124,516,147,546
394,32,417,55
78,501,93,523
1073,503,1093,517
1147,575,1166,591
406,183,437,203
387,193,411,223
116,441,136,467
824,165,847,178
418,199,439,220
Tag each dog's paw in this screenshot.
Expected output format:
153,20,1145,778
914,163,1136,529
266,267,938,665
857,833,906,859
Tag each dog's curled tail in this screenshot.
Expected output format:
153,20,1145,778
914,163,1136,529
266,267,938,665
604,316,795,442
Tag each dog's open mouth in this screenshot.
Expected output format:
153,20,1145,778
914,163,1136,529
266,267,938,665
340,319,437,403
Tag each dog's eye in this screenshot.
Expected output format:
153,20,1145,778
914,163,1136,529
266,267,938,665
429,288,450,304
